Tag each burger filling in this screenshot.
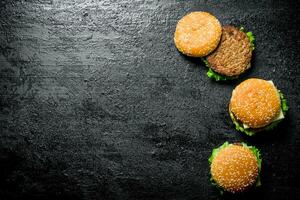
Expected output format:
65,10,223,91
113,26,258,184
203,27,255,81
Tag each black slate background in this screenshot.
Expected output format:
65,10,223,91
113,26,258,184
0,0,300,199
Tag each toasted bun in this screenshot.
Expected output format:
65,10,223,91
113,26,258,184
211,144,259,193
229,78,281,128
174,12,222,57
207,26,252,76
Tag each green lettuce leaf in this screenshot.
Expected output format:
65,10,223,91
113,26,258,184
208,141,229,164
230,90,288,135
279,90,289,114
207,68,237,81
208,142,230,194
209,142,262,192
240,26,255,50
202,58,237,81
241,143,262,186
230,111,256,136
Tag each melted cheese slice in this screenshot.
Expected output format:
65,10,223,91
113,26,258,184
243,81,284,129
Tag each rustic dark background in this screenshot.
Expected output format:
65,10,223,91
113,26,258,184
0,0,300,199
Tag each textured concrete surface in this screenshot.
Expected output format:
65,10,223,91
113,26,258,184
0,0,300,199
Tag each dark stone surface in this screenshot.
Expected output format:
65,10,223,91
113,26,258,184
0,0,300,199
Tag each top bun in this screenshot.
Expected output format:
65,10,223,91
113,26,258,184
174,12,222,57
210,144,259,193
229,78,281,128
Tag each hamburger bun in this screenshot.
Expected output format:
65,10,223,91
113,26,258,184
229,78,281,128
210,143,259,193
207,26,252,76
174,12,222,57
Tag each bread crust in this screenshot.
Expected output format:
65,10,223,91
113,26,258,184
211,144,259,193
174,12,222,57
229,78,281,128
207,26,252,76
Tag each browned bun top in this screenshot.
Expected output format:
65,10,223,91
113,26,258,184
207,25,252,76
229,78,281,128
174,12,222,57
210,144,259,193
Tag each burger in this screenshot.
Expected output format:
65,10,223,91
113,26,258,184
229,78,288,136
209,142,262,193
174,11,222,57
202,26,255,81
